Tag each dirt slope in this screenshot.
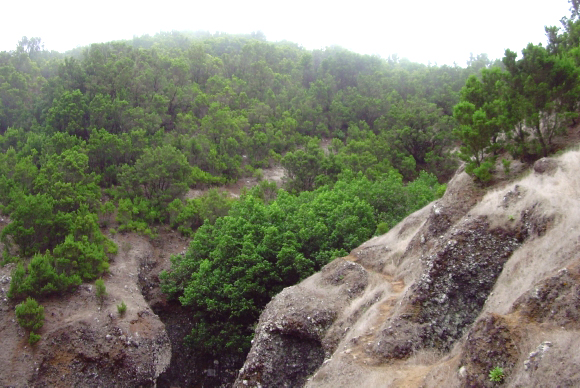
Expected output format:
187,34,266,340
235,148,580,388
0,232,177,387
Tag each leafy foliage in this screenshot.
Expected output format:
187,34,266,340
28,331,41,345
452,14,580,178
15,297,45,331
161,171,443,356
119,145,192,206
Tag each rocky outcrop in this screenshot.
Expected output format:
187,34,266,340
373,216,524,361
32,307,171,387
234,259,369,388
235,151,580,388
511,265,580,327
457,313,521,387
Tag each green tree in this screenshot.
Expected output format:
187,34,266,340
503,44,579,157
281,139,325,192
453,101,493,169
33,148,101,213
1,194,70,255
378,97,453,179
45,89,90,139
119,145,192,206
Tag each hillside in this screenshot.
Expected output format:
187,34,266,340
2,145,579,387
234,148,580,387
2,4,580,386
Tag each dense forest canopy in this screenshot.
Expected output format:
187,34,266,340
1,0,579,356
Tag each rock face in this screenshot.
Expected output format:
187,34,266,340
235,151,580,388
373,217,524,360
234,259,368,388
32,308,171,387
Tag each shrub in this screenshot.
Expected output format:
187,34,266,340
95,278,106,300
98,201,116,227
28,331,41,345
15,297,44,331
7,263,26,299
117,301,127,315
502,158,511,174
435,183,447,199
489,366,505,382
375,222,390,235
53,235,110,280
253,168,264,181
466,160,494,182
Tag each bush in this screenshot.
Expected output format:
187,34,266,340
8,236,111,299
161,171,444,357
435,183,447,199
28,331,41,345
98,201,116,227
8,254,83,298
15,297,45,331
95,278,106,300
489,366,505,382
117,301,127,315
375,222,390,235
466,160,494,183
502,158,511,174
53,235,110,280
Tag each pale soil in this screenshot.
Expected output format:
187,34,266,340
186,165,285,199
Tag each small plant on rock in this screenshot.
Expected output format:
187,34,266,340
489,366,505,383
375,222,389,236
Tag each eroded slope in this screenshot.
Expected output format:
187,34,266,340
0,233,172,387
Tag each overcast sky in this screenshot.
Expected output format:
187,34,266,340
1,0,572,66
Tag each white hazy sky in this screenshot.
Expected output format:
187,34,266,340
0,0,572,66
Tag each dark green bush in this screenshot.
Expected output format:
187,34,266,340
28,332,41,345
15,297,44,331
161,171,443,356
